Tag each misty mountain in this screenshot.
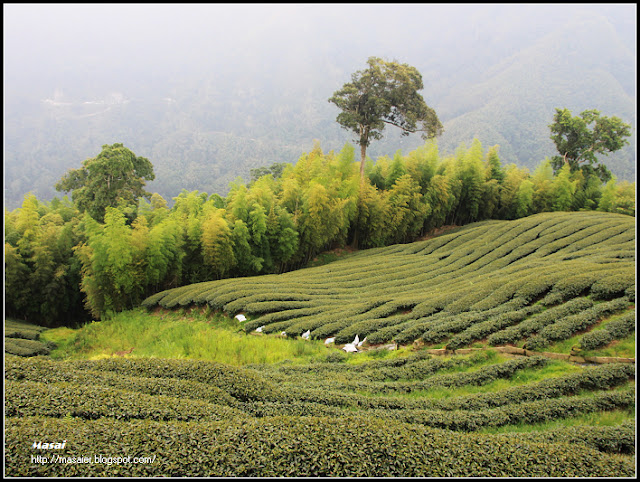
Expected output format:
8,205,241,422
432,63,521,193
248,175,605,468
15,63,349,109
3,4,636,209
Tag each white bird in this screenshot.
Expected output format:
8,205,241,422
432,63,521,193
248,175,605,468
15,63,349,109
324,337,335,345
302,330,311,340
357,337,367,348
255,325,264,333
281,331,287,336
235,314,247,322
352,335,360,346
342,343,358,353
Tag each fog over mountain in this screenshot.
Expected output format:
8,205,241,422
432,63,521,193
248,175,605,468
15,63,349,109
4,4,636,209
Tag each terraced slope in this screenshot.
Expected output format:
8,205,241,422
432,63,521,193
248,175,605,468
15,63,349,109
5,353,635,476
143,212,635,351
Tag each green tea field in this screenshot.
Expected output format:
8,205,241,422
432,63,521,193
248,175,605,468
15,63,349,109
143,211,635,354
5,211,636,477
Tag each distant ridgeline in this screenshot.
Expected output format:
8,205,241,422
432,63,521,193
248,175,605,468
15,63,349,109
5,139,636,326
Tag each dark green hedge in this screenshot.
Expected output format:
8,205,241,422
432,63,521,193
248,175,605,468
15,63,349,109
63,357,283,402
5,337,52,357
5,415,635,477
4,357,240,408
579,309,636,350
493,419,636,455
5,380,248,422
367,389,635,432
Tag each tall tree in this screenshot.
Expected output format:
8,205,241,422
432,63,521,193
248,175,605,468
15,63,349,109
548,108,631,182
387,150,407,188
514,179,535,218
530,158,555,213
484,145,505,182
353,182,391,249
498,164,530,219
55,143,155,223
328,56,443,183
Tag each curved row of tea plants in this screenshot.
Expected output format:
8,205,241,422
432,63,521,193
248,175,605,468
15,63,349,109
142,212,635,352
4,352,635,477
6,414,634,478
5,319,54,357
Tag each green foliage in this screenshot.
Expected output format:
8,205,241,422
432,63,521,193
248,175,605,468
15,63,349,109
4,352,635,477
5,319,49,340
5,337,53,357
329,57,443,177
579,309,636,351
55,143,155,223
250,162,290,183
38,308,329,366
551,163,577,211
5,135,636,326
6,414,634,477
549,108,632,182
491,419,635,455
4,319,54,357
4,195,86,326
76,208,148,318
5,379,247,422
201,208,236,279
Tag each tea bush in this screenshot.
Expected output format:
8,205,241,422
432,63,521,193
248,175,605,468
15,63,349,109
5,380,247,422
538,308,599,343
579,309,636,351
487,297,594,346
5,337,53,357
493,419,635,455
5,344,635,477
6,415,634,477
5,319,49,340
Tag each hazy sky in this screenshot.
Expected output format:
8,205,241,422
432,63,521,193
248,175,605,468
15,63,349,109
5,3,635,99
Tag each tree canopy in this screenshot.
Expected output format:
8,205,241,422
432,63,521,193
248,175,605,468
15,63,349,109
55,143,155,223
328,57,443,181
549,108,632,182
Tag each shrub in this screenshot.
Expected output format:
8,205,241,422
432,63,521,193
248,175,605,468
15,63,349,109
5,415,634,477
590,273,635,300
494,420,635,455
579,331,614,351
539,308,598,342
603,310,635,339
4,338,52,357
5,320,48,340
5,380,247,422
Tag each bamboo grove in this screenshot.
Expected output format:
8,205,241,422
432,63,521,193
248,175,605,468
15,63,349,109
4,139,636,325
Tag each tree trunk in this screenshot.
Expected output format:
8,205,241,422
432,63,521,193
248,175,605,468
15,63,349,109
360,143,367,184
352,142,368,250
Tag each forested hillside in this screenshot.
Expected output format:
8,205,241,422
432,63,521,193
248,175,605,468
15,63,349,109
5,139,635,326
4,4,635,209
